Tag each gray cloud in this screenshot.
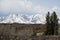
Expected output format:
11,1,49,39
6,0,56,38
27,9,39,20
0,0,59,15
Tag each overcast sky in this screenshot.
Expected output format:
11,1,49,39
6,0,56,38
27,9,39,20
0,0,60,16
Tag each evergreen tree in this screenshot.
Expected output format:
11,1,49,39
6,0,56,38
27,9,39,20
50,11,58,35
45,11,58,35
45,12,51,35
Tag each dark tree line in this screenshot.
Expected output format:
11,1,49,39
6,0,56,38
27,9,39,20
45,11,59,35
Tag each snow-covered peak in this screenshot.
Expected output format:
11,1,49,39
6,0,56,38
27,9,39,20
0,13,45,24
0,14,25,23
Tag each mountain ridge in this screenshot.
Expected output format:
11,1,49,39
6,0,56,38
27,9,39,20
0,13,45,24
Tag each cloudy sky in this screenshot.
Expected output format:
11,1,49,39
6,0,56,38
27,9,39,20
0,0,60,16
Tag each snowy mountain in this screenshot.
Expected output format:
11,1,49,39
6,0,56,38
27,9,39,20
0,13,45,24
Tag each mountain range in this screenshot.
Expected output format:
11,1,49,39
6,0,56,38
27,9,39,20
0,13,46,24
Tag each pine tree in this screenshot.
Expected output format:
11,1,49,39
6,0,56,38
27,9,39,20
45,11,58,35
50,11,58,35
45,12,51,35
